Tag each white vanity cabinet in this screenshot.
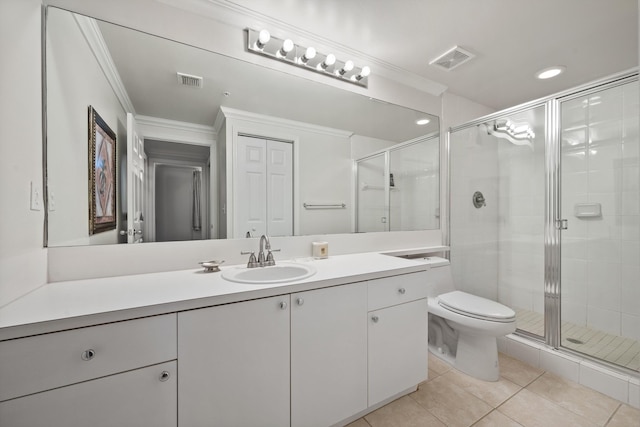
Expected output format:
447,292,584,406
291,282,368,427
177,295,291,427
0,314,177,427
367,272,428,406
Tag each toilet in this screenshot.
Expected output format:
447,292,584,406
424,257,516,381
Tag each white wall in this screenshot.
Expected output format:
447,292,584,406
0,0,48,307
46,7,127,247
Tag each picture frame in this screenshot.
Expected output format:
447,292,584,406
88,106,117,235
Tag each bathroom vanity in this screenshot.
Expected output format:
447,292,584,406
0,252,431,427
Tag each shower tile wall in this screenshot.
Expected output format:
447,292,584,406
560,81,639,340
496,108,546,318
449,126,499,300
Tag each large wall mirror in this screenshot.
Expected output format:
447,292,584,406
45,6,440,247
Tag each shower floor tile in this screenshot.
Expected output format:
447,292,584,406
514,308,640,372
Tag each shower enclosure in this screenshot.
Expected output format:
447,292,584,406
448,72,639,373
355,135,440,233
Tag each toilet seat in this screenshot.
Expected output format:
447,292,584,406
438,291,515,323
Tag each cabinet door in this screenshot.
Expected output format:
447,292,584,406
0,361,176,427
178,295,290,427
368,298,428,406
291,282,368,427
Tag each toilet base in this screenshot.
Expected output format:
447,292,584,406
455,331,499,381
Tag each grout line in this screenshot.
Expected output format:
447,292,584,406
603,403,623,427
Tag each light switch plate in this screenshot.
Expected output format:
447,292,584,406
30,181,42,211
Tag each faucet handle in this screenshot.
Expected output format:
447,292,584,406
265,250,276,266
241,251,259,268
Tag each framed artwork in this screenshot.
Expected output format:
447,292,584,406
88,106,117,235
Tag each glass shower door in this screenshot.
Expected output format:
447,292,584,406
559,80,639,372
356,153,388,232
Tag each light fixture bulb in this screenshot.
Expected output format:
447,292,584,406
256,29,270,49
344,60,354,71
300,46,316,64
337,60,355,76
317,53,336,71
277,39,294,57
354,65,371,81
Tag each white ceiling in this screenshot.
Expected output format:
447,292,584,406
207,0,638,110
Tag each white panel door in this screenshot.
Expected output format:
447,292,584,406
178,295,291,427
0,361,176,427
368,298,428,406
266,139,293,236
126,113,144,243
291,283,368,427
234,135,267,238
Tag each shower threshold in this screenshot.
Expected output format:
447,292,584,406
514,308,640,372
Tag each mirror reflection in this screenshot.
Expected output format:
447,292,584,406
45,7,439,247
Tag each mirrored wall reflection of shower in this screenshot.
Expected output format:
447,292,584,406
355,135,439,233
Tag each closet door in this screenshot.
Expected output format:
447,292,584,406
234,135,268,238
266,139,293,237
234,135,293,238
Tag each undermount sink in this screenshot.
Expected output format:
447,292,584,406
222,262,317,284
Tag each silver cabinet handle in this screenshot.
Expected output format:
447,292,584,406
296,297,304,306
371,315,379,323
159,371,170,382
81,349,96,361
279,301,288,310
398,288,406,294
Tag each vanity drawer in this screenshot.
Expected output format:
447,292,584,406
368,272,427,311
0,314,176,402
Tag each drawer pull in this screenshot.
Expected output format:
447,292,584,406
398,288,406,294
371,315,379,323
279,301,288,310
159,371,170,382
297,298,304,306
81,349,96,361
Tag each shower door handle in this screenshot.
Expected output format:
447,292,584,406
555,219,568,230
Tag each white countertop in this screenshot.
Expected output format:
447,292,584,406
0,252,432,341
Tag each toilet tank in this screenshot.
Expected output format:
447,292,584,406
423,257,455,297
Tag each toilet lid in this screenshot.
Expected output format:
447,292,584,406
438,291,516,322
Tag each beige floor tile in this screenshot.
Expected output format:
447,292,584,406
410,374,493,427
605,404,640,427
346,418,371,427
443,369,522,408
526,372,620,426
364,395,445,427
498,353,544,387
428,352,452,375
499,389,599,427
473,410,524,427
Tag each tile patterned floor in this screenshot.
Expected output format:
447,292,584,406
347,353,640,427
514,308,640,372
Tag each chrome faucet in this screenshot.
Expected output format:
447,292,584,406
241,235,278,268
258,235,276,267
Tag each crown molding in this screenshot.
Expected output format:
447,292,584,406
219,106,354,139
73,14,136,114
156,0,448,97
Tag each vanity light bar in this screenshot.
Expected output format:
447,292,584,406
246,28,370,88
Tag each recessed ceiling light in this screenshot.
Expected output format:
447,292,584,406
536,66,566,80
416,118,430,125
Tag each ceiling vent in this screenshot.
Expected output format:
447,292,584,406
177,72,204,88
429,46,475,71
